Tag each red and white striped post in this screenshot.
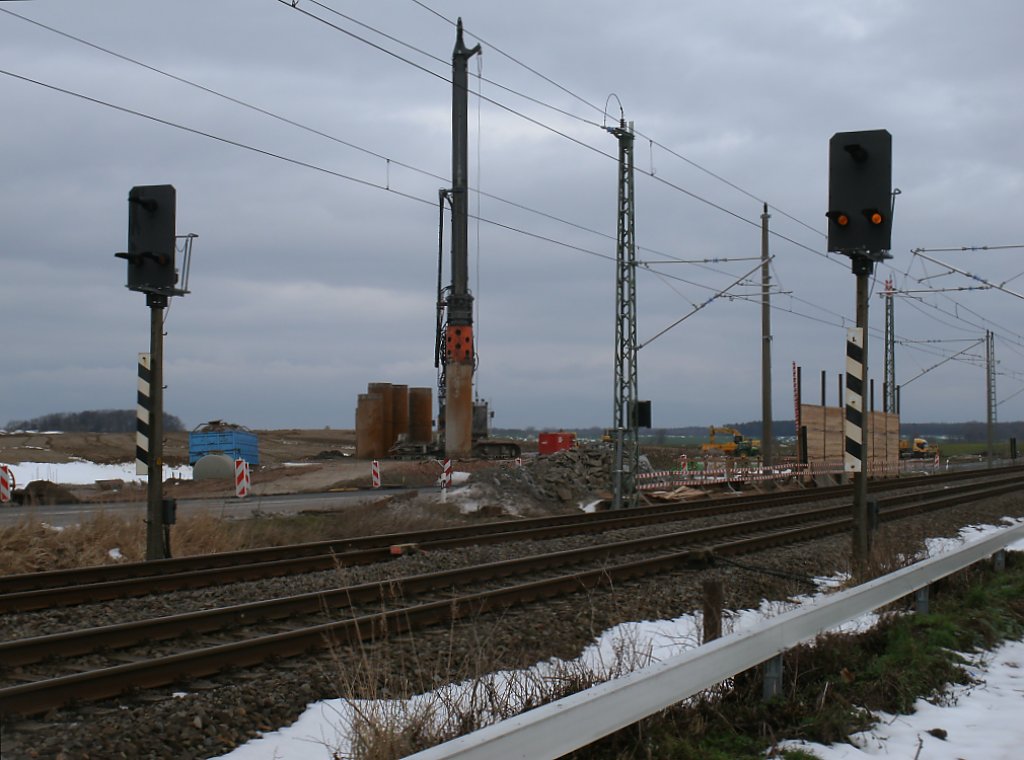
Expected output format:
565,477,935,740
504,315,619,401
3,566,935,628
234,459,251,498
0,465,13,504
440,458,452,489
371,460,381,489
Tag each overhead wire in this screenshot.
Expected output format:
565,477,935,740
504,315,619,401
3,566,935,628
9,59,757,325
8,3,1021,388
0,6,726,274
399,1,1024,388
292,0,837,267
5,2,823,325
0,64,778,323
408,0,829,243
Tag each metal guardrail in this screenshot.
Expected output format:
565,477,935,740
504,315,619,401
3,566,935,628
407,521,1024,760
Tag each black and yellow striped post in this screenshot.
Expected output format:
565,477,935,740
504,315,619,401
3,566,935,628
851,260,874,570
136,353,151,476
844,328,864,474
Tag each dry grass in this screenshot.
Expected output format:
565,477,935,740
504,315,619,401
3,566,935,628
0,512,255,574
0,497,476,575
0,512,148,573
316,597,657,760
315,524,995,758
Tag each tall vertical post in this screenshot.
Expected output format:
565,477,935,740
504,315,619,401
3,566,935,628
117,184,186,562
760,203,773,466
609,119,638,509
146,293,167,560
794,364,804,463
136,353,152,476
883,278,896,414
986,330,996,468
444,19,481,460
850,258,872,569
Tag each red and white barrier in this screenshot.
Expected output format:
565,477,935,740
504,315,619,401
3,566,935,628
440,458,452,489
637,460,828,491
234,459,251,498
0,465,13,504
371,460,381,489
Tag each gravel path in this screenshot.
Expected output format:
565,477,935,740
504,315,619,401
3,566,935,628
2,489,1022,759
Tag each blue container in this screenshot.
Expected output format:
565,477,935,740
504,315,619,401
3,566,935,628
188,430,260,466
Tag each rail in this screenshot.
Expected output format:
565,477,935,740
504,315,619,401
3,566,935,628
407,520,1024,760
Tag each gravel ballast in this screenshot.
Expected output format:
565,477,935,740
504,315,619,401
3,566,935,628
2,487,1023,759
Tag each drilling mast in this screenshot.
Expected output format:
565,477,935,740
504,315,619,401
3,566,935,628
440,19,480,459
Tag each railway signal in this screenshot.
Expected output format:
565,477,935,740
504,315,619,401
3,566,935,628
117,185,182,296
114,184,197,561
827,129,893,573
827,129,892,257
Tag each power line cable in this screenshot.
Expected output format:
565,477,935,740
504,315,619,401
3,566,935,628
308,0,607,130
11,8,1018,378
290,0,835,266
0,6,729,273
0,6,450,184
277,0,616,164
407,0,828,243
3,63,789,318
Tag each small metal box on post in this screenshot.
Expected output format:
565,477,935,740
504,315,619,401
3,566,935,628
115,184,196,561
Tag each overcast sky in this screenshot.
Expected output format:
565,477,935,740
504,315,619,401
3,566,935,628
2,1,1023,432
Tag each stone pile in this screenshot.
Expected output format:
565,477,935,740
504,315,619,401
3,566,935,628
490,444,615,506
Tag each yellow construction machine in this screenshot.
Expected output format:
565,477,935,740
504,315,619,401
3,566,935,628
899,437,939,459
701,426,761,457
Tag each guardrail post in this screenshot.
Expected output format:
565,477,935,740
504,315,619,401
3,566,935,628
867,495,880,533
762,654,783,700
702,580,723,643
993,550,1006,573
914,585,929,615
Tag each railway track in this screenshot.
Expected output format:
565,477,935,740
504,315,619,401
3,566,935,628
1,465,1018,613
1,471,1020,716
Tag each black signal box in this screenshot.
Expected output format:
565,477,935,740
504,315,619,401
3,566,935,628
827,130,892,257
119,184,179,295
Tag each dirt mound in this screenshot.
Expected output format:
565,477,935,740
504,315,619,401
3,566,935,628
15,480,80,506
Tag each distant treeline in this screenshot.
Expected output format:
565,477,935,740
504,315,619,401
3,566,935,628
497,419,1024,444
5,409,185,433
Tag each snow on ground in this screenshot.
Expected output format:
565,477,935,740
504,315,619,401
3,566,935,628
8,461,1024,758
217,520,1024,760
773,639,1024,759
5,460,192,486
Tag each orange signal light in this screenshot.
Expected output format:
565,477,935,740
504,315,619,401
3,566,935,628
827,210,850,227
863,208,884,225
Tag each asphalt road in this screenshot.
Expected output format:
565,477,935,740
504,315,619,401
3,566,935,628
0,488,423,528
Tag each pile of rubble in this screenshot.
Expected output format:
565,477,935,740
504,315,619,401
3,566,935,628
487,444,616,508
